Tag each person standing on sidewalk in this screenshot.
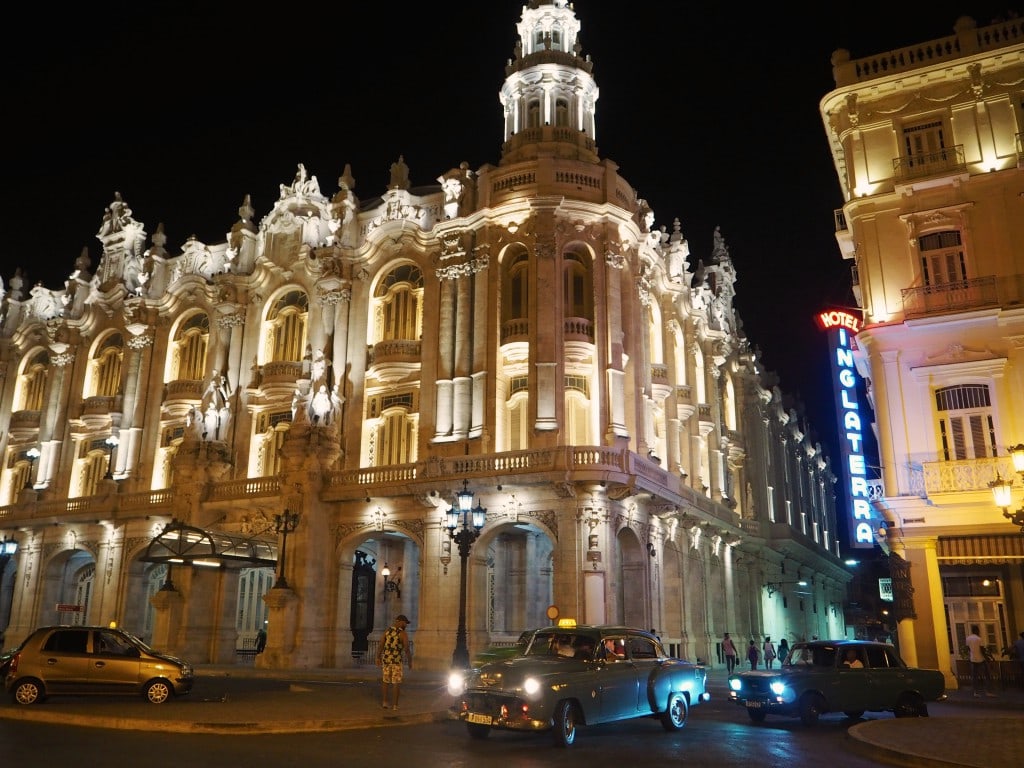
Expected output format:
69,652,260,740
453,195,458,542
965,625,996,697
763,636,777,669
376,614,412,710
722,632,738,673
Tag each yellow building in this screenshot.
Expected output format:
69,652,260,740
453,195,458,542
0,1,847,671
821,14,1024,687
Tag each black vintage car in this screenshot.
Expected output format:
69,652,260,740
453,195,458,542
727,639,945,725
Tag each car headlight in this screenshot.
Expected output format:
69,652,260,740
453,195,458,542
523,677,541,696
728,678,742,692
447,671,467,697
770,681,786,696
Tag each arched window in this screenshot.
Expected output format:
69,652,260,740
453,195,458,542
527,99,542,129
554,98,570,127
254,411,291,477
376,408,416,466
648,303,664,365
89,334,123,397
723,374,737,431
373,264,423,343
75,440,111,497
565,388,590,445
170,312,209,381
506,391,530,451
15,349,49,411
502,248,530,336
562,250,592,321
265,290,308,362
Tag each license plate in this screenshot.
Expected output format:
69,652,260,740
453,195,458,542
467,713,493,725
746,700,764,709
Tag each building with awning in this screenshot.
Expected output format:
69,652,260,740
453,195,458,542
142,519,277,569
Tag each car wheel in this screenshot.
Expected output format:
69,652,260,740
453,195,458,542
552,699,578,747
661,692,688,731
144,679,172,704
746,707,767,723
467,723,491,740
894,692,927,718
844,710,865,720
798,693,825,726
12,678,45,705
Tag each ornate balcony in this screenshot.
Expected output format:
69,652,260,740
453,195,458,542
893,145,966,182
902,275,998,319
367,340,421,384
921,456,1011,495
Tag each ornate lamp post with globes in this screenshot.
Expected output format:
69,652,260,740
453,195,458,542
446,480,487,668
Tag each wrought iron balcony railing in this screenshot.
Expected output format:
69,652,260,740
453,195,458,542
902,275,998,318
893,145,966,182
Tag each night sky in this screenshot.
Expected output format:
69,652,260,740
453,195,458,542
2,1,1020,475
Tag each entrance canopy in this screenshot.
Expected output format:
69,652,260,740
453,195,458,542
142,519,277,567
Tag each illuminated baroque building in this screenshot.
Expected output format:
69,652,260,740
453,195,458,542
821,14,1024,687
0,1,847,671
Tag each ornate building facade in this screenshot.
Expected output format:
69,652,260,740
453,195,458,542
821,14,1024,687
0,0,847,671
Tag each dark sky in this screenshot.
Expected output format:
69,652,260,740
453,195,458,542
2,1,1020,464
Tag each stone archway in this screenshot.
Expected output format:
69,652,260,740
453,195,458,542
617,527,648,628
39,547,95,626
336,529,420,666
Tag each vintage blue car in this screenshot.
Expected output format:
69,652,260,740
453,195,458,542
727,639,946,725
448,622,710,747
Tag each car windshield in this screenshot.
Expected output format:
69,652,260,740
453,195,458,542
784,644,837,669
525,631,596,660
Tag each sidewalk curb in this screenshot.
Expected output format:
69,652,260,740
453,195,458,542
0,705,452,734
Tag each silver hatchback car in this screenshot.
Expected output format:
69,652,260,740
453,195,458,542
4,625,194,705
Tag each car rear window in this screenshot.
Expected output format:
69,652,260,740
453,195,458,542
43,629,89,653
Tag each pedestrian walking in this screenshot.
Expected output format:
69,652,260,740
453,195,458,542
965,624,996,697
763,636,777,669
722,632,738,673
778,637,790,663
376,614,413,710
747,639,759,670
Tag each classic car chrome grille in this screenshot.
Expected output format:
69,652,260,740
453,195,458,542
740,678,772,695
465,691,519,712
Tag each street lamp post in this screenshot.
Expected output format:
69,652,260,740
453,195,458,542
273,510,300,589
103,435,119,480
445,480,487,668
0,535,18,637
24,447,40,489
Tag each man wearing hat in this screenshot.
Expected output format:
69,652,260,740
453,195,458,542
376,614,412,710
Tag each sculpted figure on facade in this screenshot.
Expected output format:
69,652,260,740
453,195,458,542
389,155,410,190
98,191,133,237
204,370,231,411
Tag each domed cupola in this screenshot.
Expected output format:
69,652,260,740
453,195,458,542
499,0,599,165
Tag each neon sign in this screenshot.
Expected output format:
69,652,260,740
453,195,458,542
819,309,876,549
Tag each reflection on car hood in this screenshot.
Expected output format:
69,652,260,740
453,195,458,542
734,668,801,679
149,651,191,668
470,656,589,687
